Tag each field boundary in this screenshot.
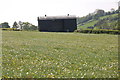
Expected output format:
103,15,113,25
75,29,120,35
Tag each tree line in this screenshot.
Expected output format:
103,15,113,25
0,21,38,31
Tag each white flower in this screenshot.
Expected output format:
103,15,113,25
26,72,29,74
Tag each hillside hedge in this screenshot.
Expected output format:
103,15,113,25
75,29,120,35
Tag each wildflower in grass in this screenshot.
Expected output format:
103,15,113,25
26,72,29,75
20,69,23,72
92,72,94,75
2,31,118,78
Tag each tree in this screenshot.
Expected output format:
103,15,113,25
115,9,119,14
13,21,18,28
94,9,105,16
20,22,37,31
18,21,23,30
1,22,10,28
93,14,99,20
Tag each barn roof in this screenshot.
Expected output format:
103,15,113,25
38,15,76,20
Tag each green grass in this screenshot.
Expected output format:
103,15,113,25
0,30,2,79
99,14,118,20
2,31,118,78
77,13,118,29
78,20,98,29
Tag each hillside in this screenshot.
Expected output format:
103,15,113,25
77,10,119,30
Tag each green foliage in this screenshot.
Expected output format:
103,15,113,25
1,22,10,28
77,9,119,30
2,28,14,31
75,29,120,35
77,14,93,24
78,13,118,30
1,28,21,31
94,15,118,30
21,22,38,31
77,20,97,29
99,14,118,19
2,31,118,78
12,21,18,28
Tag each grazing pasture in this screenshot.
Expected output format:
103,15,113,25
2,31,118,78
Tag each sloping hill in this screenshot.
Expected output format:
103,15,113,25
77,11,118,30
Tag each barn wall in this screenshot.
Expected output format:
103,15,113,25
38,18,77,32
50,19,64,32
63,19,77,32
38,20,52,31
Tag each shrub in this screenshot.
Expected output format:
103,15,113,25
75,29,120,35
1,28,21,31
2,28,14,31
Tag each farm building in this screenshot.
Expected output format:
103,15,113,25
37,15,77,32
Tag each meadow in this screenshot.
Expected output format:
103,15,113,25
2,31,118,78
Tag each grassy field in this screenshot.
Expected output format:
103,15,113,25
2,31,118,78
0,30,2,79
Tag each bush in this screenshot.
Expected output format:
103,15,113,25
75,29,120,35
2,28,14,31
1,28,21,31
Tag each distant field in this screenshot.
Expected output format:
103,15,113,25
77,13,118,29
2,31,118,78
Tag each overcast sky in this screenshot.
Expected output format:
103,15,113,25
0,0,119,26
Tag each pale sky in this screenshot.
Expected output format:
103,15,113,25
0,0,119,26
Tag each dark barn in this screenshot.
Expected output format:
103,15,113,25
37,15,77,32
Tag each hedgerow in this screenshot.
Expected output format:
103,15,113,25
1,28,21,31
75,29,120,35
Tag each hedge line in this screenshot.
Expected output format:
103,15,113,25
0,28,21,31
1,28,120,35
75,29,120,35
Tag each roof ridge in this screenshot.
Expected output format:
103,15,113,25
38,15,76,20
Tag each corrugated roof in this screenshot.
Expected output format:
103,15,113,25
38,15,76,20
